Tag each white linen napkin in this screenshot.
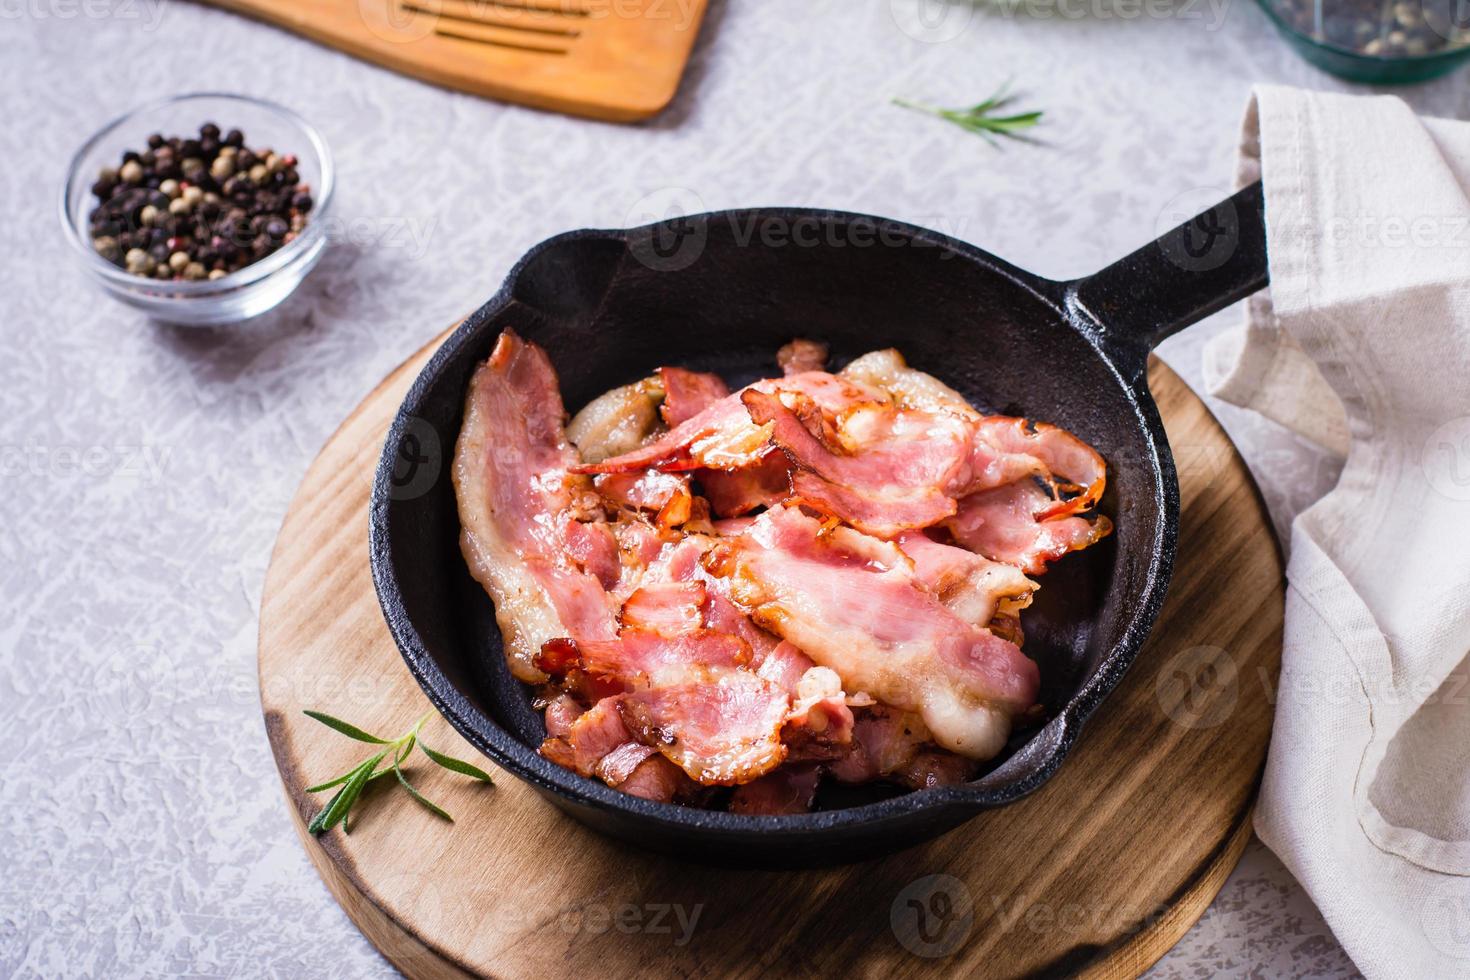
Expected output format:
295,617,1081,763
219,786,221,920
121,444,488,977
1204,85,1470,979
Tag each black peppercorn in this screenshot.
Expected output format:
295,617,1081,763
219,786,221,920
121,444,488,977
89,123,313,279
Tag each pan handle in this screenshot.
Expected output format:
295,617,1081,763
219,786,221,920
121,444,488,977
1066,181,1268,386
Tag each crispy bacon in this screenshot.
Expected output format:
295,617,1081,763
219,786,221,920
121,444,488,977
777,338,829,376
573,372,885,475
620,581,707,633
541,697,699,802
895,750,980,790
542,692,585,738
566,376,662,465
595,470,689,513
696,451,793,518
970,417,1107,518
841,348,1106,517
468,334,1112,807
743,390,965,537
711,505,1039,760
946,480,1113,575
538,630,753,688
729,764,822,815
619,671,790,784
659,367,730,427
781,665,856,761
453,330,618,681
828,707,932,784
542,697,637,778
620,753,700,802
895,530,1037,627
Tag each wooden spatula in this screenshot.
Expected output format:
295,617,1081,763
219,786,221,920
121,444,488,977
202,0,709,122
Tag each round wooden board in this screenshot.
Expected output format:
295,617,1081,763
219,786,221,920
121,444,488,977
259,330,1284,980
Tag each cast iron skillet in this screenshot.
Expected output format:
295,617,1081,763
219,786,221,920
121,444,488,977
369,183,1268,866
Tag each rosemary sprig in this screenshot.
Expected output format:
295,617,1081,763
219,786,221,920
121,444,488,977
302,709,493,835
893,84,1043,147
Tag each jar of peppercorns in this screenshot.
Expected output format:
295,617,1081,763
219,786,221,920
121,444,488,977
61,93,334,326
1260,0,1470,82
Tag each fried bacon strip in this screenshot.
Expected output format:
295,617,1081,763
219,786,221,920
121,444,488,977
894,530,1037,628
946,480,1113,576
777,338,829,376
658,367,730,427
453,330,618,682
459,333,1112,809
619,671,791,784
571,372,884,475
743,390,970,538
709,505,1040,760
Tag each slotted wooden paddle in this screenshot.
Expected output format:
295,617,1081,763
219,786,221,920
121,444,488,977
202,0,709,121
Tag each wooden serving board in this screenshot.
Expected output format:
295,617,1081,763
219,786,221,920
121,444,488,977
202,0,708,122
259,329,1285,979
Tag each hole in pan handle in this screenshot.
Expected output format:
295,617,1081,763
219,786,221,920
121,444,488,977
1066,181,1268,387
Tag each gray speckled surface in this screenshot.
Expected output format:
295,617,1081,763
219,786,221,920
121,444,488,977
5,0,1449,975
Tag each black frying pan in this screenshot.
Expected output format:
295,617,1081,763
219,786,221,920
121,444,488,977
369,182,1268,866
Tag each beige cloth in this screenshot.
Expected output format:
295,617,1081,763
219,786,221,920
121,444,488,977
1204,85,1470,979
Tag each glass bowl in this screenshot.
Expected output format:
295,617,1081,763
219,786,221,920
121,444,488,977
60,93,334,327
1258,0,1470,83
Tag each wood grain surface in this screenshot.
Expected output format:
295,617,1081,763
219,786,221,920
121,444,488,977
200,0,708,122
258,331,1285,979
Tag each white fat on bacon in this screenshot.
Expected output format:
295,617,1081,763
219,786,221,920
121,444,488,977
566,375,663,464
710,505,1040,760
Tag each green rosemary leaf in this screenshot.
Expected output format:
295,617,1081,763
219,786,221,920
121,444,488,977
307,784,347,835
419,743,494,783
893,85,1044,146
302,707,495,841
303,710,389,744
305,770,358,794
393,758,455,823
322,759,377,833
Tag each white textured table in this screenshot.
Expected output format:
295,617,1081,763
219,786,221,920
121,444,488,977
9,1,1457,975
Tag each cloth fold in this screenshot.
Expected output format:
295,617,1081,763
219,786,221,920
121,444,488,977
1207,85,1470,979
